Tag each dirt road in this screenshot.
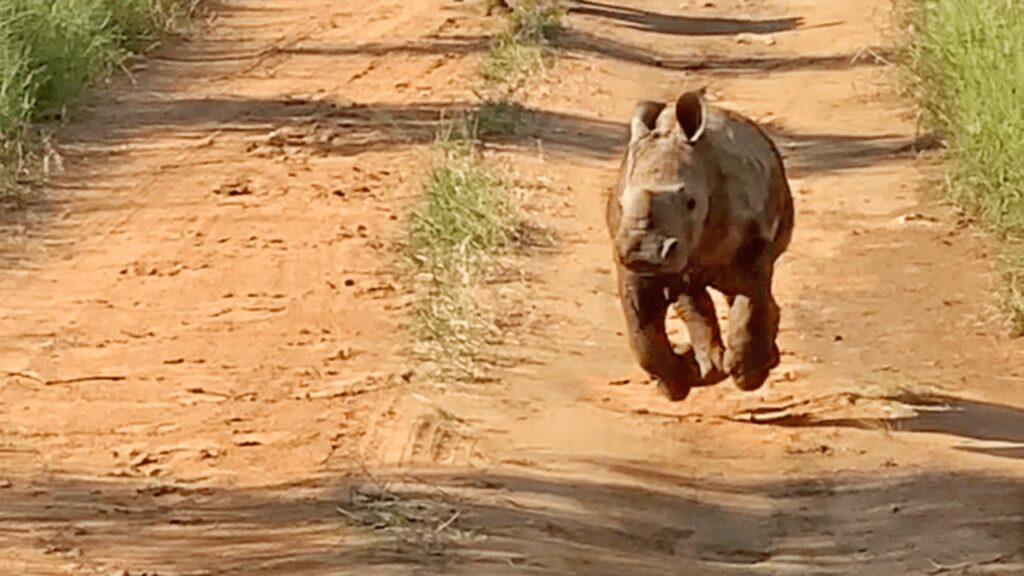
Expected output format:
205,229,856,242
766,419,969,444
1,0,1022,574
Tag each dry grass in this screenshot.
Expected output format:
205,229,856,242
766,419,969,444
480,0,563,86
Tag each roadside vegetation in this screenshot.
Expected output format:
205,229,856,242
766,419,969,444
407,1,562,375
480,0,563,86
408,134,525,376
902,0,1024,334
0,0,196,205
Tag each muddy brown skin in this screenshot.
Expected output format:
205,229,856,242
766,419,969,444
606,90,794,401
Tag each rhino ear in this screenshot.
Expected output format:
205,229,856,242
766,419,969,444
629,100,667,144
675,89,707,144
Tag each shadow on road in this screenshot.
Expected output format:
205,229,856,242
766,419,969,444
1,462,1021,574
567,0,804,36
60,96,626,161
558,28,890,74
747,391,1024,461
67,95,931,172
768,126,941,177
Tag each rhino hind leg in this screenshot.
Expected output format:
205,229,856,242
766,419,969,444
618,270,702,401
724,290,781,391
674,289,728,386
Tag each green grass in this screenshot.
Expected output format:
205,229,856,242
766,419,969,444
903,0,1024,334
411,141,519,259
481,0,563,85
408,138,523,374
1,0,192,203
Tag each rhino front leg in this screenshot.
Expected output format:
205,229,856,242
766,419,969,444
617,269,702,401
723,288,781,392
674,288,727,384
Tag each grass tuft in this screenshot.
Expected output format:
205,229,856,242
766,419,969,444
902,0,1024,334
481,0,563,85
408,137,523,374
411,140,519,258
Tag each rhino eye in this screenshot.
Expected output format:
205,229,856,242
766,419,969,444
686,198,697,212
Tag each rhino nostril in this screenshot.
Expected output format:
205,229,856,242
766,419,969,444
660,238,678,261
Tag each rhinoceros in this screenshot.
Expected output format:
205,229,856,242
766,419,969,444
606,89,794,401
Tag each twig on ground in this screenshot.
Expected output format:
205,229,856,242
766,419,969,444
926,555,1005,574
335,505,362,522
47,375,127,385
2,371,127,386
435,510,460,533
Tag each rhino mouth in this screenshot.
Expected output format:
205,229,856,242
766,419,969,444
620,236,684,275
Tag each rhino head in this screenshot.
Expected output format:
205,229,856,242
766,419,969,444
614,90,712,276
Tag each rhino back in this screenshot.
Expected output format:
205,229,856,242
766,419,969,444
700,107,790,244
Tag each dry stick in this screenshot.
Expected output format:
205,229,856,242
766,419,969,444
1,371,43,383
1,371,126,386
46,376,127,385
852,46,893,66
335,505,362,522
356,451,392,495
635,410,735,424
233,28,321,77
118,60,138,86
435,510,460,533
731,391,874,422
926,555,1005,575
